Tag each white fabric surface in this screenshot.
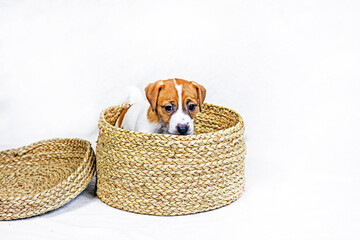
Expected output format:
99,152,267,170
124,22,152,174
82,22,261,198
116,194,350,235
0,0,359,239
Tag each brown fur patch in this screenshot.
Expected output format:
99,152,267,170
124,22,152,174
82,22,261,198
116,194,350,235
176,79,200,119
147,107,160,123
117,106,130,128
154,79,178,127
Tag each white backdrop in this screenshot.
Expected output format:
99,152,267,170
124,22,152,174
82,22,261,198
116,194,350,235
1,0,359,239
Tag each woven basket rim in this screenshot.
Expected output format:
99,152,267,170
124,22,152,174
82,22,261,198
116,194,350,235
99,102,245,140
0,138,92,198
0,137,90,154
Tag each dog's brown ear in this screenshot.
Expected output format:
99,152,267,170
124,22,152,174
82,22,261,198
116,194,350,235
145,80,164,112
192,82,206,111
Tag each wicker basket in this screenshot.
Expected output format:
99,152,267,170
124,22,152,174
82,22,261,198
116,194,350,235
96,103,246,216
0,138,95,220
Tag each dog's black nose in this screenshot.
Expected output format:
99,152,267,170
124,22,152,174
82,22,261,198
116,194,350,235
177,124,189,135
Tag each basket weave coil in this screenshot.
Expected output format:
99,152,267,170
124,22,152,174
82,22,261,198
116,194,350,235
96,103,246,216
0,138,96,220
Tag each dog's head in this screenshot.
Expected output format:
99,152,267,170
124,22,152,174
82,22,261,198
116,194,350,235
145,78,206,135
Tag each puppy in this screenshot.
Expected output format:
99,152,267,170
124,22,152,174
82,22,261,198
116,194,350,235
116,78,206,135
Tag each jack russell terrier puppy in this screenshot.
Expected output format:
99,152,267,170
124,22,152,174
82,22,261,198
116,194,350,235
116,78,206,135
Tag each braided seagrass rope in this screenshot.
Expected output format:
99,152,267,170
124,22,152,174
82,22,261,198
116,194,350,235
96,103,246,216
0,138,95,220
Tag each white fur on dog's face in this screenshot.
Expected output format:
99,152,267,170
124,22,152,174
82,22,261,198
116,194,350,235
167,82,194,135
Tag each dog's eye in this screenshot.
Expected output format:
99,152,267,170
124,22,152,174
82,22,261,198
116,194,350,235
188,103,196,111
164,105,173,112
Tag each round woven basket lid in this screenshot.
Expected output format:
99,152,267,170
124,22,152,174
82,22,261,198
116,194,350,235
0,138,96,221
